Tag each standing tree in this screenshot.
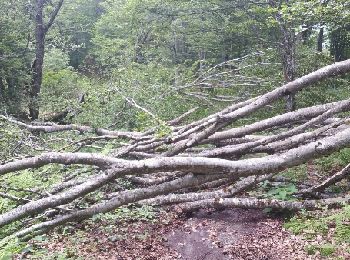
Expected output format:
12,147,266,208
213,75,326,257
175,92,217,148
269,0,297,112
29,0,64,120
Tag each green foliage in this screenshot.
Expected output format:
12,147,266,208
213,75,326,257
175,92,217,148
327,206,350,243
0,238,26,260
90,205,156,224
320,244,337,257
0,0,32,114
305,245,317,255
285,214,329,237
68,61,196,130
92,0,170,69
113,205,156,222
44,48,71,71
264,183,298,201
285,206,350,255
41,68,82,117
1,0,349,120
116,178,134,190
304,244,337,257
49,0,103,70
281,164,308,182
6,170,44,191
28,246,82,260
286,206,350,237
314,148,350,174
1,1,350,258
0,122,23,161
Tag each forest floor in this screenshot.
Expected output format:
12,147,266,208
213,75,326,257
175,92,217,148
18,206,350,260
13,161,350,259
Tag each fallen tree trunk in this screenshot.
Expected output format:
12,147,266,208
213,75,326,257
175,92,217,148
180,196,350,212
299,163,350,196
1,59,350,243
1,123,350,230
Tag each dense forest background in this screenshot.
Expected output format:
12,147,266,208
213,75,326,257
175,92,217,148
1,0,349,128
1,0,350,258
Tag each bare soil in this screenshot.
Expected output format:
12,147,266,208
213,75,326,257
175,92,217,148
165,208,311,260
29,208,319,260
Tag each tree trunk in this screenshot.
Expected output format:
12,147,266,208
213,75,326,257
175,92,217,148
270,0,297,112
6,77,16,99
29,0,64,120
29,0,45,120
330,26,350,62
0,77,5,99
1,60,350,239
317,27,324,52
280,22,296,112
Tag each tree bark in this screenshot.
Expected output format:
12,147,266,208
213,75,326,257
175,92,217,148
330,26,350,62
270,0,297,112
29,0,45,120
29,0,64,120
281,26,296,112
2,125,350,227
317,26,324,52
1,60,350,241
180,196,350,212
0,77,4,98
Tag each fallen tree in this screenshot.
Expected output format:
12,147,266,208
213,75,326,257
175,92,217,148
1,59,350,244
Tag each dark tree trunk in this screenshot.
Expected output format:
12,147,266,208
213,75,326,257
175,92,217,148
29,0,64,120
29,0,45,120
317,27,324,52
6,77,16,99
330,26,350,62
0,77,5,99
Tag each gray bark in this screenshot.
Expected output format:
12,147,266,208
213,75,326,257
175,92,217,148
1,60,350,241
180,196,350,212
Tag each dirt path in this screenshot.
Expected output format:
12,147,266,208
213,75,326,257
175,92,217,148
165,208,311,260
32,208,317,260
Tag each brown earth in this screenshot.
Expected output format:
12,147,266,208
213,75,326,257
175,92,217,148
23,208,323,260
164,208,312,260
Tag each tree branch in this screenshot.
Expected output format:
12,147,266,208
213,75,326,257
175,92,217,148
44,0,64,33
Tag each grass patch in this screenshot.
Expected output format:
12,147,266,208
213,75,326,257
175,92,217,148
285,205,350,257
281,164,308,182
319,244,337,257
314,148,350,174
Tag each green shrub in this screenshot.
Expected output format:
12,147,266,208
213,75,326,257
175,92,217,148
264,183,298,201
